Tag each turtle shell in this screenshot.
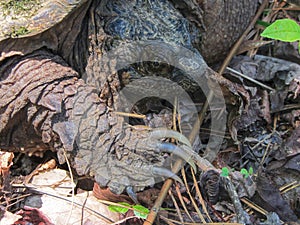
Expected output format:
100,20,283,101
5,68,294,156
0,0,87,41
0,0,90,62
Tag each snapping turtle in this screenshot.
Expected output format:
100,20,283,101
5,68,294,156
0,0,258,194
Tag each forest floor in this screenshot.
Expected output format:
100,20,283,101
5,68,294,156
0,1,299,225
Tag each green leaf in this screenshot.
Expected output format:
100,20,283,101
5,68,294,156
220,167,229,177
248,167,253,175
240,168,249,178
133,204,149,219
298,41,300,54
256,20,271,28
108,202,130,214
261,19,300,42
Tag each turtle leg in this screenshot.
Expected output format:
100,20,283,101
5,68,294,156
0,49,115,161
0,50,196,194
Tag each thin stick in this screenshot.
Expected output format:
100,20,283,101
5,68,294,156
191,167,212,222
63,150,75,225
144,160,184,225
115,111,146,119
168,189,184,224
181,167,206,223
189,90,214,144
175,184,195,223
226,67,275,91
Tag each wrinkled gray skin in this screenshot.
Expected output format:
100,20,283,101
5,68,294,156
0,0,257,194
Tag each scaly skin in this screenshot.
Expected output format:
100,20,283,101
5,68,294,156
0,0,258,194
0,50,196,194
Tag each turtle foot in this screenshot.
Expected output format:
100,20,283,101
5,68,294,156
88,127,196,194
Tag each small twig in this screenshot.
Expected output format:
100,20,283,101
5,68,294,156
272,7,300,11
173,97,178,132
279,181,298,192
168,189,184,223
200,127,232,139
241,197,284,224
115,111,146,119
144,161,184,225
4,193,32,209
0,193,31,207
81,192,89,225
63,150,75,225
188,90,214,144
271,104,300,113
241,197,268,215
181,167,206,223
222,177,250,224
280,182,300,194
226,67,275,91
260,142,271,166
191,167,212,222
174,183,195,223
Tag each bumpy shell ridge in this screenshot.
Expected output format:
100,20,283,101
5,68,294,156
0,0,87,41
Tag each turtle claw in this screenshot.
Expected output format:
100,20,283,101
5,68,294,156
150,128,192,148
150,128,196,172
152,166,183,184
126,186,138,204
90,128,194,194
157,142,197,172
